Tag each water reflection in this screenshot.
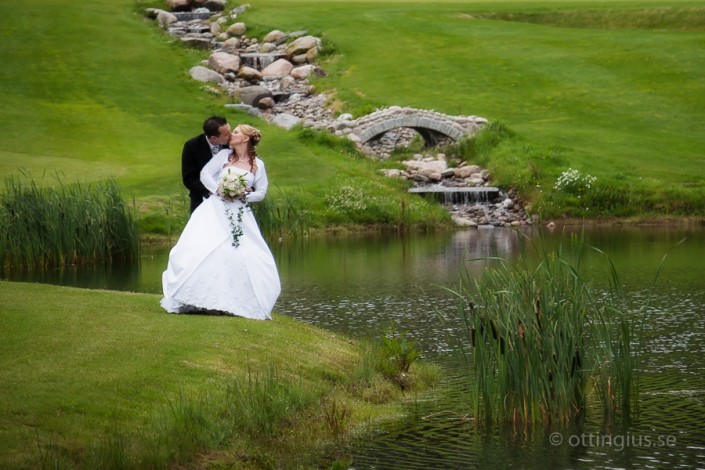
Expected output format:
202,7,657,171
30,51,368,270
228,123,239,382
3,225,705,469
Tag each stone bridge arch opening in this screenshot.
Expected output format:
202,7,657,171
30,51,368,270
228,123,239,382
368,126,453,148
349,107,486,155
357,115,466,147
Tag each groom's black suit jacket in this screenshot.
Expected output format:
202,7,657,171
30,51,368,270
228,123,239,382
182,134,213,212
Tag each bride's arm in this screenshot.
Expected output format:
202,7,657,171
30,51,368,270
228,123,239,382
200,153,225,194
246,159,268,203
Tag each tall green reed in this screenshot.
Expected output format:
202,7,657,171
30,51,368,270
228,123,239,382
0,174,139,269
445,232,646,426
251,186,312,242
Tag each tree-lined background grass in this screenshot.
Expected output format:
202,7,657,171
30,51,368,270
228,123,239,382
1,0,703,234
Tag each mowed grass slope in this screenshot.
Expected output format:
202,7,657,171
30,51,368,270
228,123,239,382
249,0,705,211
2,0,704,223
0,0,447,232
0,281,398,468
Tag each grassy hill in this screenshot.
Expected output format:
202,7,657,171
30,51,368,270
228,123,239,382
1,0,703,230
247,0,705,218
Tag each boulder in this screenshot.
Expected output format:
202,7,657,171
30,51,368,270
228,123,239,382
454,165,482,178
180,37,212,50
263,30,286,44
189,65,224,83
279,76,297,90
220,37,240,54
403,159,447,174
258,42,277,53
261,58,293,77
227,22,246,36
305,47,319,62
156,10,178,28
237,85,273,107
237,66,262,83
257,97,276,110
270,113,301,130
166,0,191,11
290,54,308,65
203,0,226,11
452,216,478,227
225,103,262,117
290,64,316,80
285,35,320,57
208,51,240,74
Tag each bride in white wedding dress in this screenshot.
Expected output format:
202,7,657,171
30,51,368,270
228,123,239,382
160,124,281,320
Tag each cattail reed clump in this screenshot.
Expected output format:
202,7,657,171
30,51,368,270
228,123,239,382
0,175,139,269
449,234,641,426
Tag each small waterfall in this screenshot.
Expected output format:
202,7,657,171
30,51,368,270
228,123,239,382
172,11,215,21
239,52,286,70
408,186,503,204
408,185,522,227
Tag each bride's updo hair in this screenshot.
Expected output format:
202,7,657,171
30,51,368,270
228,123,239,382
239,124,261,148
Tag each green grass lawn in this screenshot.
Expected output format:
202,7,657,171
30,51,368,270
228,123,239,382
250,0,705,216
0,281,435,468
1,0,704,227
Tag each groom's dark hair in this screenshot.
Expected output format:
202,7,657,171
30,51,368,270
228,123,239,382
203,116,228,137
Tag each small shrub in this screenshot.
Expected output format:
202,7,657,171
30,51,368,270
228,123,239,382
380,322,421,375
554,168,597,196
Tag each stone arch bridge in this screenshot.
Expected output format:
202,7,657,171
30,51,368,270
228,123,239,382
346,106,488,147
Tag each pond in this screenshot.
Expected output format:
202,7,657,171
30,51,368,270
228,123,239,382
5,225,705,469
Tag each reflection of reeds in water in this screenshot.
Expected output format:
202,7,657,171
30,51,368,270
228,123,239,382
0,175,139,269
447,232,649,426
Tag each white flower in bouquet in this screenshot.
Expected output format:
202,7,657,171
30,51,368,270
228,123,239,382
218,168,248,247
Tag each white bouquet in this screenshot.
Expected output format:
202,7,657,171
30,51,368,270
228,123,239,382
218,167,248,200
217,168,248,247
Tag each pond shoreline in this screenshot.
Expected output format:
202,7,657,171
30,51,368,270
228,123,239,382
544,215,705,228
141,215,705,245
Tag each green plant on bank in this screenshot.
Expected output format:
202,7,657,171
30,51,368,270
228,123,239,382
321,397,352,437
323,173,442,230
0,174,139,269
345,322,428,392
380,321,421,375
350,333,441,403
444,232,646,426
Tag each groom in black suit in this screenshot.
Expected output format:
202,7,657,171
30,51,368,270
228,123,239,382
182,116,232,213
